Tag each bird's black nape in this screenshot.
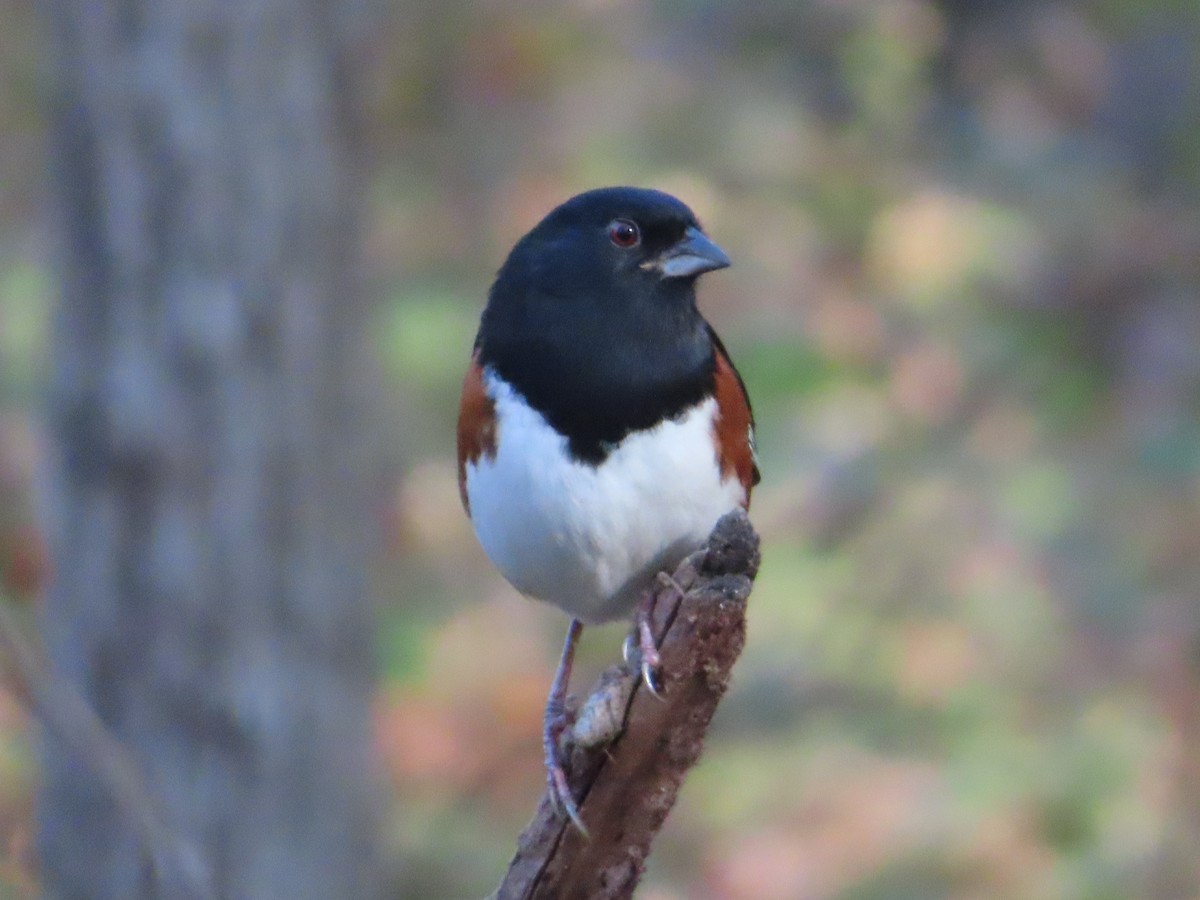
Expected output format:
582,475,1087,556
475,187,729,465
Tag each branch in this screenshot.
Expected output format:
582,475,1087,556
492,510,761,900
0,602,215,899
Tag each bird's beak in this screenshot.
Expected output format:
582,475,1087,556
657,226,731,279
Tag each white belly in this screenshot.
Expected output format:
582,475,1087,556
465,372,745,624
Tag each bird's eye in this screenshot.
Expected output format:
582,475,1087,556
608,219,641,249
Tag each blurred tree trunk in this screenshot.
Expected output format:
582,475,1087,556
37,0,383,896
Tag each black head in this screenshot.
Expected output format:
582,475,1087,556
476,187,732,464
503,186,729,291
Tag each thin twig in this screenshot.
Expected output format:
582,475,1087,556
0,601,215,899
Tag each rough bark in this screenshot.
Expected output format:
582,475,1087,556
37,0,383,896
492,510,761,900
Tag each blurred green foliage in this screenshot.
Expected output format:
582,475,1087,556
2,0,1200,897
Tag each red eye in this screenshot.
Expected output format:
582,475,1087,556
608,219,641,248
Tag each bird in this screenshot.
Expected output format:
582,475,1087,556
456,186,759,832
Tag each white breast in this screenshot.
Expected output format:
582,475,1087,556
465,370,746,624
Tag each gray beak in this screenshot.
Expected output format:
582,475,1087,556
659,226,731,279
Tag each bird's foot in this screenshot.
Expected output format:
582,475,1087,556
635,619,663,698
620,628,663,696
543,700,588,837
629,573,678,698
543,619,588,836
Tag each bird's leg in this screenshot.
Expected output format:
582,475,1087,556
631,571,687,697
543,618,588,836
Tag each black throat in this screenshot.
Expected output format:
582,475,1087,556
478,281,716,466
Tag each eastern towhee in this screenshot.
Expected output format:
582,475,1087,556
457,187,758,831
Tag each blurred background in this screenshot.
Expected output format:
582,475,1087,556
3,0,1200,896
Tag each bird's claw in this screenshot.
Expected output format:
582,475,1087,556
640,656,663,697
546,750,589,838
625,628,663,696
635,586,668,700
544,706,589,836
